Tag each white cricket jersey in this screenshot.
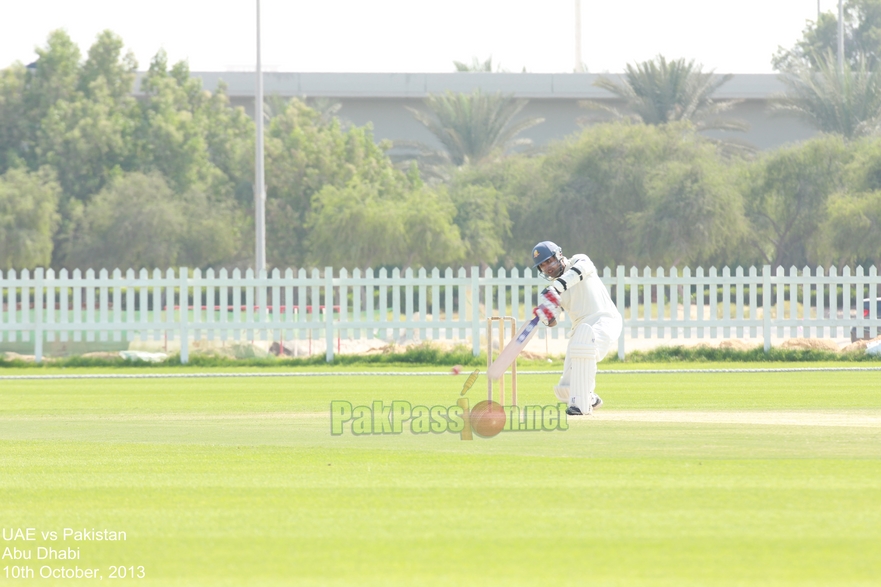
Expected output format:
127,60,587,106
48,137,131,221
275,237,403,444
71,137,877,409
550,254,620,331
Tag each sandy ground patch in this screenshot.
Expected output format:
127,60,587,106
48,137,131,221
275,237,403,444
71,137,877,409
5,410,881,428
0,412,321,422
587,410,881,427
779,338,841,351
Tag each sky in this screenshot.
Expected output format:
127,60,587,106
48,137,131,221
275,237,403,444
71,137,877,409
0,1,836,74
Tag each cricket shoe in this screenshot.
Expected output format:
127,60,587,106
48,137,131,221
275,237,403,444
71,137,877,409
591,395,603,410
566,405,590,416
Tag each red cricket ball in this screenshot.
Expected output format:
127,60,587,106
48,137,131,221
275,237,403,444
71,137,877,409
469,400,507,438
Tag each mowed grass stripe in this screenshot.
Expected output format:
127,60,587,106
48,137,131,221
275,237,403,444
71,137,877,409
2,417,881,459
1,369,880,586
2,370,881,415
2,442,880,586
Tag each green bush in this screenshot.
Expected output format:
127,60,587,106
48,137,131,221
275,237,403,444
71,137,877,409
614,345,881,363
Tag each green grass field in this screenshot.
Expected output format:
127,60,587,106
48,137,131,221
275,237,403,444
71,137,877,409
2,366,880,586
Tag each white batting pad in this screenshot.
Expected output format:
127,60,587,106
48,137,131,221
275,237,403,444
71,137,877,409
554,385,570,403
568,324,597,413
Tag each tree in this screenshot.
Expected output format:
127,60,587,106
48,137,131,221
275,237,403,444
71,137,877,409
29,33,138,198
0,64,28,174
496,122,747,268
77,30,137,102
265,99,402,268
37,75,138,203
0,30,83,174
742,135,850,268
842,133,881,191
306,177,464,270
0,31,258,270
24,30,81,133
771,50,881,139
131,51,254,214
633,156,746,267
407,90,544,167
136,52,229,195
814,136,881,266
772,0,881,71
444,152,543,267
582,55,747,134
27,31,143,267
60,172,242,270
398,186,465,269
0,167,60,269
305,179,405,269
445,183,510,266
816,190,881,265
199,81,256,206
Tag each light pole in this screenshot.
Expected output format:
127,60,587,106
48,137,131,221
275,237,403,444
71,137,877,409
255,0,267,273
838,0,844,73
575,0,584,73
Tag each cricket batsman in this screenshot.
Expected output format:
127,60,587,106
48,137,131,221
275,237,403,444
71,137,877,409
532,241,623,416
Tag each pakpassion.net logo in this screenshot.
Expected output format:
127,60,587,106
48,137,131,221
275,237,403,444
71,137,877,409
330,370,569,440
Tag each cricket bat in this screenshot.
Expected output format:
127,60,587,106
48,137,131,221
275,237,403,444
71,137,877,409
487,315,541,380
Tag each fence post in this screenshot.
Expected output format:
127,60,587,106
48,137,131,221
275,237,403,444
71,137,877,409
325,267,334,362
34,268,44,363
179,268,189,364
616,265,625,360
763,265,771,352
471,266,480,357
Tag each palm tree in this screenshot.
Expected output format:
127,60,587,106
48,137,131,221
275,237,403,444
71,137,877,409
264,95,343,127
405,89,544,168
581,55,748,133
453,56,498,72
772,49,881,139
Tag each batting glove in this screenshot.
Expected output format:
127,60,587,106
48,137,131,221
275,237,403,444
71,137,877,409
533,288,560,326
541,287,561,308
533,303,557,325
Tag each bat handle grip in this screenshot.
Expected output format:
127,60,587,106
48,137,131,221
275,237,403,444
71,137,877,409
534,305,555,323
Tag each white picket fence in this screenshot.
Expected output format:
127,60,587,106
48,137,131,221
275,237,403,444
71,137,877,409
1,265,879,363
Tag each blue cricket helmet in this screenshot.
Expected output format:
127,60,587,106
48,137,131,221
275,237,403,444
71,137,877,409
532,241,561,267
